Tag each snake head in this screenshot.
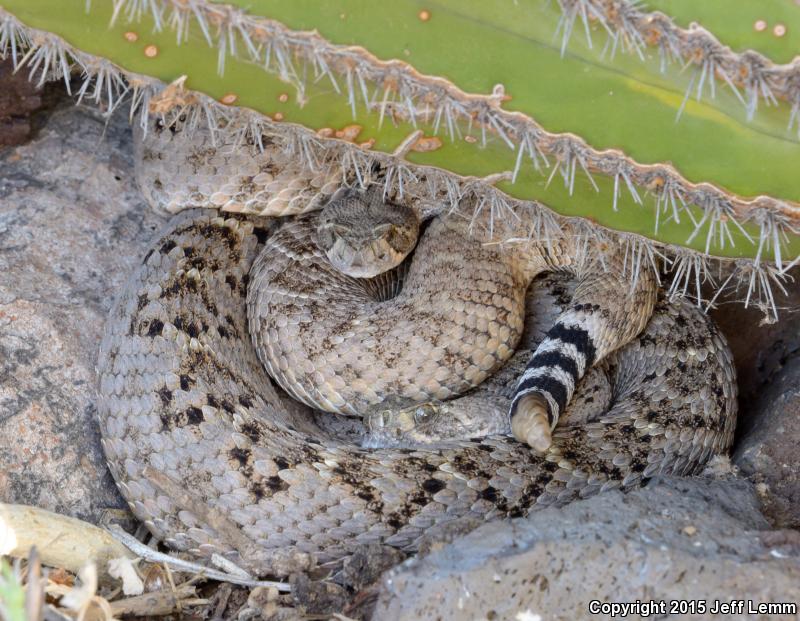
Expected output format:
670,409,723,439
365,402,447,446
364,395,513,448
316,185,419,278
364,401,505,447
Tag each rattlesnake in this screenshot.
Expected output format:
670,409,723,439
96,120,738,575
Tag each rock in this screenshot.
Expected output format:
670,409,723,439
416,516,483,558
0,102,166,522
290,574,348,616
0,60,65,146
372,477,800,620
734,355,800,529
341,544,406,592
709,266,800,435
0,59,44,146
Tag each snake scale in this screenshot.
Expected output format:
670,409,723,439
96,120,738,575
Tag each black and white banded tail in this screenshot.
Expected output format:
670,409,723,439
509,316,598,427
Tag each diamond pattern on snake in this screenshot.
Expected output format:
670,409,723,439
96,121,737,575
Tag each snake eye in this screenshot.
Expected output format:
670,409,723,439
414,405,436,425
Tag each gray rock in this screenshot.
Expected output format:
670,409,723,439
709,267,800,431
340,544,406,592
0,103,166,522
0,58,44,146
734,355,800,529
290,574,348,616
372,477,800,620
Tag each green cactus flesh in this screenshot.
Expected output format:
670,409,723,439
646,0,800,64
2,0,799,262
225,0,799,201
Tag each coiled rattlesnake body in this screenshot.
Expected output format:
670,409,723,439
98,129,738,574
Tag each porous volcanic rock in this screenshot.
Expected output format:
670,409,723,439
0,103,166,521
373,477,800,621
